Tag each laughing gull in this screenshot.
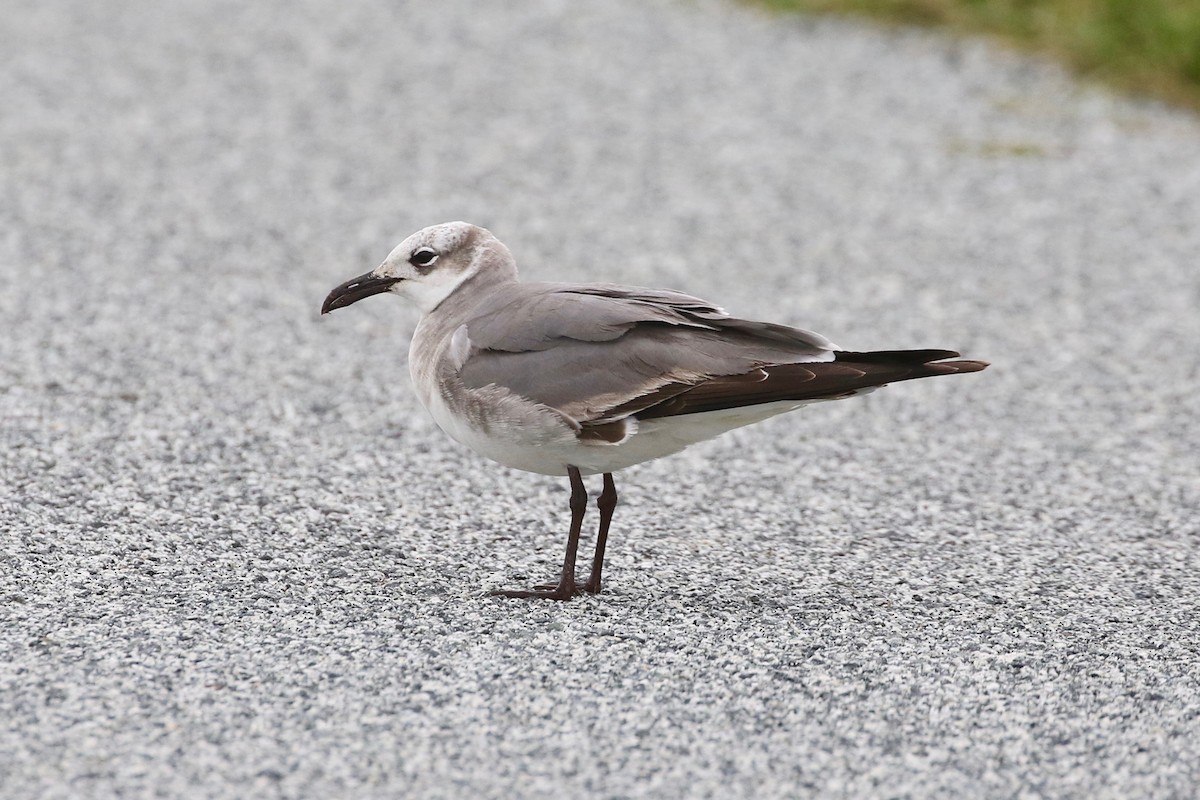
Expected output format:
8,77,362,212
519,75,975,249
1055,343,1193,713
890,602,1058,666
321,222,987,600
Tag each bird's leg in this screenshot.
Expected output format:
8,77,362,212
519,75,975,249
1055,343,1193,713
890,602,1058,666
580,473,617,594
490,466,586,601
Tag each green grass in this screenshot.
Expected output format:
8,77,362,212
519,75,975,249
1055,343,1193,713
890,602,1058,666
751,0,1200,110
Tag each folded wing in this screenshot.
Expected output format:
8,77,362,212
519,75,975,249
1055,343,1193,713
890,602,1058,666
457,283,986,434
458,283,836,423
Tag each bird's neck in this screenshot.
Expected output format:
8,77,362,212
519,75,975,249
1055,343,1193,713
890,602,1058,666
422,265,517,319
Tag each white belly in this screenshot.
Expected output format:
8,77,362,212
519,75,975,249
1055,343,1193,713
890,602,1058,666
420,379,823,476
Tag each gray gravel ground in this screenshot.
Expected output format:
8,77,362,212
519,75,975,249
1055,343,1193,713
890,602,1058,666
3,0,1200,797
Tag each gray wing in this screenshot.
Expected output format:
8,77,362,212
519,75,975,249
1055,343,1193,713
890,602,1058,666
457,282,836,424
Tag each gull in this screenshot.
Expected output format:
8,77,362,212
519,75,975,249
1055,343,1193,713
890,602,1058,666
321,222,987,600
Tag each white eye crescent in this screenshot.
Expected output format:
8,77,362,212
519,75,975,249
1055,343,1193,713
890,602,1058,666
410,248,439,268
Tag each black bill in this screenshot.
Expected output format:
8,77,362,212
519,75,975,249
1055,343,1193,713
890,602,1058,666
321,272,403,314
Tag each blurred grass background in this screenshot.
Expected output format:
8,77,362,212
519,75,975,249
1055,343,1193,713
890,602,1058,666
753,0,1200,110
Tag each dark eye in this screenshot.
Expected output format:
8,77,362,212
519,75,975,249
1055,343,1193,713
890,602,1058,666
409,248,439,268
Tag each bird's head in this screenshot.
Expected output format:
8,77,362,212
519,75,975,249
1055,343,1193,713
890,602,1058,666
321,221,515,316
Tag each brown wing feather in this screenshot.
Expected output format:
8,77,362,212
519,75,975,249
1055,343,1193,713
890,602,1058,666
635,350,988,420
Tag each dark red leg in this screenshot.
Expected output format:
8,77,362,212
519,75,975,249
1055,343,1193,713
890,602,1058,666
580,473,617,594
490,466,586,601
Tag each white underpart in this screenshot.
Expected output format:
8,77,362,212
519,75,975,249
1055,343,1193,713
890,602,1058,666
418,384,856,477
567,400,820,475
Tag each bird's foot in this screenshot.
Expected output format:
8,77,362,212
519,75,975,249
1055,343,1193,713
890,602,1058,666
490,577,581,601
540,572,602,595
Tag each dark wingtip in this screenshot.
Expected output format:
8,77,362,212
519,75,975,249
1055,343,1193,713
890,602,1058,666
836,349,961,364
945,359,988,373
833,349,989,384
836,350,988,373
924,358,989,375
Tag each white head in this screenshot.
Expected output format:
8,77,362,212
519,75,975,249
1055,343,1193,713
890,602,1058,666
321,221,517,316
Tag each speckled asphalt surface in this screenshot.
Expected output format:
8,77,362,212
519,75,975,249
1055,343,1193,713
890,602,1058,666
3,1,1199,797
